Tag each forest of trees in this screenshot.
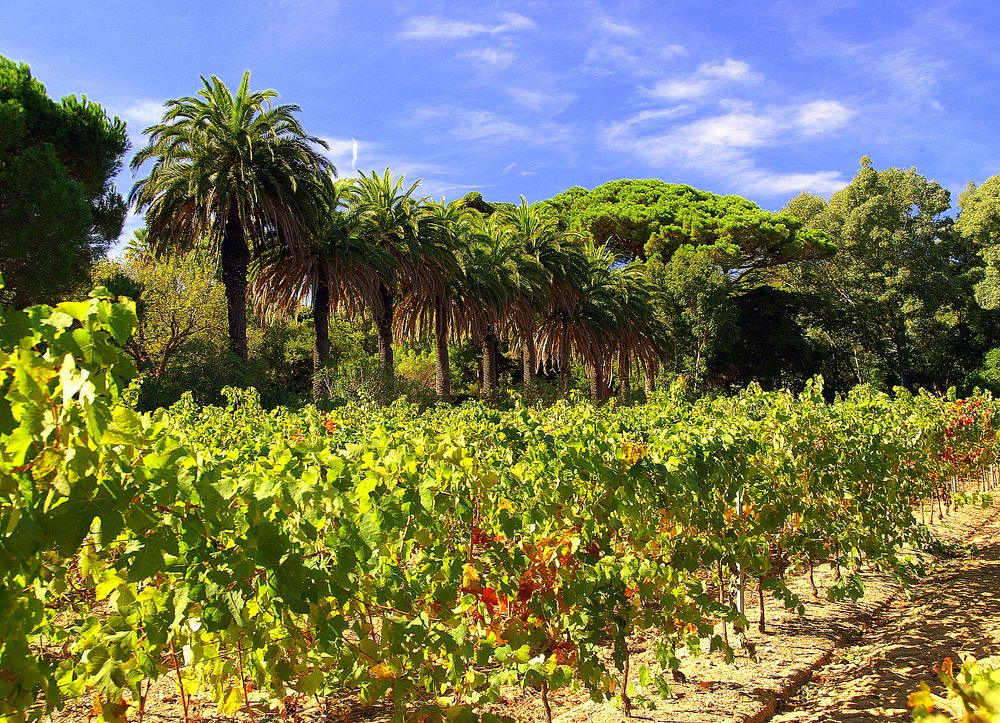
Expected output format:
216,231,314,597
5,55,1000,410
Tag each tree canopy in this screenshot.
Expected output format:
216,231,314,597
0,55,128,307
543,178,834,279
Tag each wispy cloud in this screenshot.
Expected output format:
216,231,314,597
506,87,576,114
414,107,571,146
795,100,856,135
595,17,639,36
646,59,761,101
319,136,449,181
398,12,533,41
602,99,855,196
460,46,516,70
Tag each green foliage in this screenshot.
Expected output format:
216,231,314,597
658,244,737,391
910,656,1000,721
130,71,334,359
709,287,820,390
972,349,1000,393
0,287,139,718
956,176,1000,311
95,240,228,380
783,157,984,392
3,287,998,721
544,178,833,274
0,55,128,308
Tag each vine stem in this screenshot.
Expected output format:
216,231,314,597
717,558,729,647
137,679,148,723
237,640,258,722
620,647,633,718
541,679,553,723
169,640,191,723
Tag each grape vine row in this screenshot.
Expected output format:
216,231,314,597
0,292,996,722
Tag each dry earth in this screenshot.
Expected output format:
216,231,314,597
771,503,1000,722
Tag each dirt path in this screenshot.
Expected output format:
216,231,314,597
770,504,1000,722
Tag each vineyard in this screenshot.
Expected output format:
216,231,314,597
2,293,999,723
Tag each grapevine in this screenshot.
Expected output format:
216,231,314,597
1,293,997,722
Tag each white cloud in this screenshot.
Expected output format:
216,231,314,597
646,58,761,101
738,169,847,196
602,99,855,197
701,58,757,81
120,99,166,128
461,47,516,70
398,12,533,41
794,100,855,135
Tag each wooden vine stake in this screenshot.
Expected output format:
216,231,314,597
757,575,766,633
735,487,746,616
717,558,728,648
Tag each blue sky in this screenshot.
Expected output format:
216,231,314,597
5,0,1000,242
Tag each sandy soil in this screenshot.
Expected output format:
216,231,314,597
771,503,1000,722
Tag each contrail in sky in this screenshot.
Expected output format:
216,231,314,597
351,139,358,169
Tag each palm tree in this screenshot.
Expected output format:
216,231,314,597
607,261,664,402
458,214,546,399
129,71,333,359
352,169,430,380
537,243,624,400
501,198,587,395
394,199,465,399
250,179,390,398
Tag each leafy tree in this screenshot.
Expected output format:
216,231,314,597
607,260,663,400
783,158,966,390
459,213,546,399
708,287,820,390
501,198,587,395
544,179,832,275
130,71,333,359
96,234,227,379
537,243,624,399
0,55,128,308
396,199,465,399
660,244,738,393
543,179,832,396
956,175,1000,309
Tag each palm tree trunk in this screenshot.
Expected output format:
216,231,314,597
376,283,395,379
221,207,250,360
312,275,330,400
523,333,536,395
618,349,630,403
588,361,605,403
644,358,655,396
482,326,498,400
559,312,571,397
435,296,450,400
